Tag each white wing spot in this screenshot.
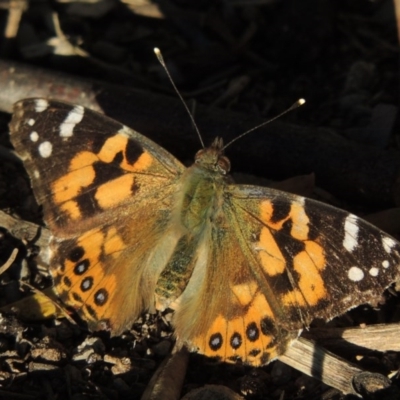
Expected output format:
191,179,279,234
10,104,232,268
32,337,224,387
60,105,84,138
343,214,359,253
211,336,221,347
382,260,390,269
27,118,35,126
369,267,379,277
348,266,364,282
296,196,306,207
76,263,86,274
382,236,396,254
33,170,40,178
30,131,39,142
119,126,132,137
96,292,105,303
82,278,91,290
34,99,49,112
38,141,52,158
231,336,240,348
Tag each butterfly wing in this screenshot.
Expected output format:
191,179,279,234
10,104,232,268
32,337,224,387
174,184,400,366
10,99,186,333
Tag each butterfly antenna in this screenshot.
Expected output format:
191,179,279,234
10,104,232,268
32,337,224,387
222,98,306,150
154,48,205,148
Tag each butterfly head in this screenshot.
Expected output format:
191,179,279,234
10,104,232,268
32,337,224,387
194,137,231,175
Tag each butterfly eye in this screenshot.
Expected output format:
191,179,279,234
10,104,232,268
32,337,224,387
217,156,230,174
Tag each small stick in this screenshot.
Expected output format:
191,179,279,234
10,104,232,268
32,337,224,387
0,248,18,275
4,0,27,39
280,337,362,395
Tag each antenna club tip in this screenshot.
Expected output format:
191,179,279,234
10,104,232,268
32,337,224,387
154,47,161,55
298,98,306,105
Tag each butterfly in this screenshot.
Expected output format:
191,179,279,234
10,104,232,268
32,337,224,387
9,98,400,366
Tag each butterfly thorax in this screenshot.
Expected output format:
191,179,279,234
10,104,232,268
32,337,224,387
180,138,232,233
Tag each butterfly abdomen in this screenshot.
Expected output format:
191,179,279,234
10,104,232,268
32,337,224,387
155,234,199,302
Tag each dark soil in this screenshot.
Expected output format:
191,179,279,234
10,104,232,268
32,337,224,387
0,1,399,399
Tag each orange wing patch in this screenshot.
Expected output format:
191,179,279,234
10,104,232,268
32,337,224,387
256,199,327,307
94,174,136,209
52,151,97,219
259,199,310,240
97,132,152,172
50,132,154,220
257,226,286,276
282,240,327,307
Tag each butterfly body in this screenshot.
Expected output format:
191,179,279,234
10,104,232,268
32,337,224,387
10,98,400,366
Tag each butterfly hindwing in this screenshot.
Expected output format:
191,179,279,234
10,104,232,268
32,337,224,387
172,201,299,366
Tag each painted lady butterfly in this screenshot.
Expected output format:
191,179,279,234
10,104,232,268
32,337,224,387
9,98,400,366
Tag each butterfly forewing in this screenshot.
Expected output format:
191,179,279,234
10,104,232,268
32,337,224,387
10,99,184,235
228,186,400,324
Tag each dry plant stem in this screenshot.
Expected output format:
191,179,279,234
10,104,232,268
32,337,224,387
1,60,400,206
279,337,362,396
121,0,164,18
304,323,400,353
47,12,89,58
0,248,18,274
0,210,50,250
4,0,27,39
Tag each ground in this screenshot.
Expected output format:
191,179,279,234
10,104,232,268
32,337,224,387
0,1,399,399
